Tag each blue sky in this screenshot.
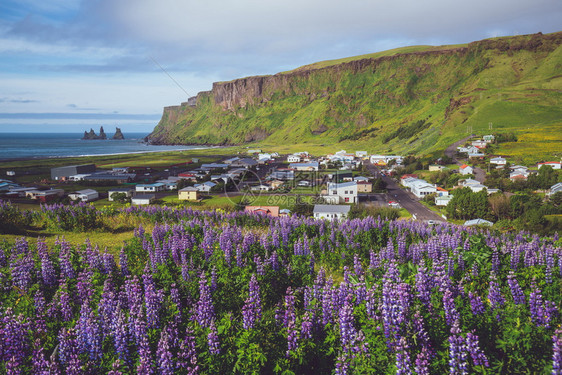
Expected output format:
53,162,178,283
1,0,561,133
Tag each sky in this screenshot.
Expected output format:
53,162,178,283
0,0,561,133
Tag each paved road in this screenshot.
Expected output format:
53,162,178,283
444,134,486,183
364,161,445,222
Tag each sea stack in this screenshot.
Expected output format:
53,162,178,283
112,127,125,140
82,126,108,140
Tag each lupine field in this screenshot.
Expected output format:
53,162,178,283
1,201,562,374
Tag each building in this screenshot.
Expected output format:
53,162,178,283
68,189,99,202
131,194,155,205
429,165,447,172
178,172,197,181
289,162,319,171
313,204,350,221
435,195,454,206
410,180,437,198
269,170,295,180
287,155,302,163
549,182,562,196
245,206,280,217
108,187,134,201
510,170,530,181
323,181,358,203
538,162,562,170
464,218,493,227
436,187,449,196
83,171,136,184
51,164,96,181
472,140,487,149
136,183,166,193
483,135,495,143
250,184,272,192
178,187,200,201
357,180,372,193
490,157,507,166
231,158,258,168
194,181,216,193
356,151,368,158
459,165,474,175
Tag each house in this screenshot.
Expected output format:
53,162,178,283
357,180,372,193
136,183,166,193
257,153,273,161
51,164,96,181
68,189,99,202
83,171,136,184
313,205,350,221
224,157,241,165
245,206,280,217
356,151,368,158
429,165,447,172
410,180,437,198
287,155,301,163
279,209,291,217
297,180,312,187
538,162,562,170
510,171,530,181
436,187,449,196
549,182,562,196
178,172,197,181
468,152,485,159
108,187,134,201
289,162,319,171
354,176,370,182
490,157,507,166
472,140,487,149
370,155,387,165
131,194,155,205
435,195,454,206
178,187,200,201
194,181,216,193
459,165,474,175
201,163,229,171
156,179,179,190
323,181,358,204
231,158,258,168
483,135,495,143
464,218,493,227
269,170,295,180
269,180,284,190
250,184,272,192
6,171,15,176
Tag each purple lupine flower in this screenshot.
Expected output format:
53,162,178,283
395,336,413,375
507,271,525,305
119,247,130,277
137,336,154,375
58,327,79,367
108,359,123,375
466,331,489,368
0,310,30,367
157,328,175,375
552,328,562,375
529,281,556,328
443,289,460,326
177,327,199,374
448,320,468,375
415,347,431,375
10,253,34,292
57,238,75,280
196,272,215,328
207,320,220,355
112,308,129,364
487,274,505,320
242,274,262,330
37,240,57,287
76,301,102,362
468,292,485,315
143,272,162,329
339,295,357,352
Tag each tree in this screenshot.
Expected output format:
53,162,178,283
446,188,491,220
291,195,314,217
110,192,129,203
488,193,510,220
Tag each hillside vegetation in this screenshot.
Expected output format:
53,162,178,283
149,32,562,161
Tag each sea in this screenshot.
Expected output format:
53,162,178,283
0,133,208,160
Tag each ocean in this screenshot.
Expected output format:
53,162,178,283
0,133,207,160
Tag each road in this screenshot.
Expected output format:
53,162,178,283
444,134,486,183
364,161,445,222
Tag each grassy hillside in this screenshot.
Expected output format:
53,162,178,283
149,32,562,161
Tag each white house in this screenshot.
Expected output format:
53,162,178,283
131,194,155,205
538,162,562,170
472,140,487,149
483,135,495,143
108,187,134,201
549,182,562,196
136,183,166,193
435,195,454,206
313,205,351,221
194,181,217,192
250,184,272,192
289,162,319,171
464,218,493,227
287,155,301,163
490,157,507,166
324,181,358,204
356,151,368,158
459,165,474,175
68,189,99,202
410,180,437,198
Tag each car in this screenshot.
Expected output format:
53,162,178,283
427,220,436,225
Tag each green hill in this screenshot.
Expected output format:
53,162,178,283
148,32,562,161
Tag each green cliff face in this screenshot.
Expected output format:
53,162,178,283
148,32,562,158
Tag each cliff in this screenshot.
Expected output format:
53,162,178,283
148,32,562,156
83,126,107,140
112,127,125,140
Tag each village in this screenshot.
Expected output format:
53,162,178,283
1,134,561,229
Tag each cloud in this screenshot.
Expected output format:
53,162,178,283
0,97,38,104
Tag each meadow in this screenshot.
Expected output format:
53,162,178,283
0,201,561,374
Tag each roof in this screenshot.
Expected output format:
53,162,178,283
75,189,97,195
464,218,493,226
245,206,280,217
329,181,357,189
313,204,351,214
460,164,471,169
179,187,198,192
137,183,164,187
108,187,134,192
436,187,448,192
